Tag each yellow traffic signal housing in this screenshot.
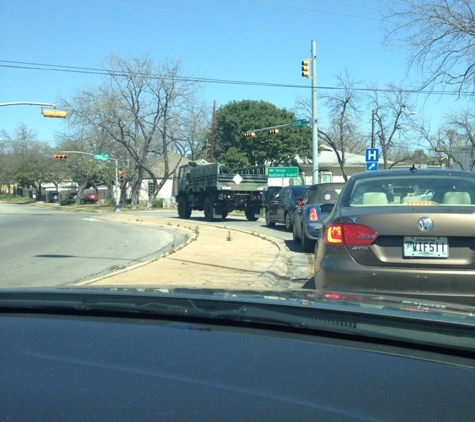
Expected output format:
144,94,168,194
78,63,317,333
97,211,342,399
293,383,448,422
42,108,68,118
53,153,68,160
244,132,256,138
269,129,280,135
301,60,310,78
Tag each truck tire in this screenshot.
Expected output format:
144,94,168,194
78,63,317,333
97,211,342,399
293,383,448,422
204,197,214,222
245,208,259,221
177,197,191,219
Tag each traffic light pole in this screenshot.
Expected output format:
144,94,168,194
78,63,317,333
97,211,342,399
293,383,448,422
311,40,318,184
61,150,120,212
0,102,68,118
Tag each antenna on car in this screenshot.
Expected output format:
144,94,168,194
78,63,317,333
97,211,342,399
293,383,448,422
410,164,417,173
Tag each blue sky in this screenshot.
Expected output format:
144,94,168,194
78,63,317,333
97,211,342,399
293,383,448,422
0,0,470,145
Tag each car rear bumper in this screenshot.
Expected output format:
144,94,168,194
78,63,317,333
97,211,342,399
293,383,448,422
303,222,323,241
315,254,475,306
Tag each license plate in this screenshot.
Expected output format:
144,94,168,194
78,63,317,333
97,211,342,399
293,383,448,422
403,237,448,258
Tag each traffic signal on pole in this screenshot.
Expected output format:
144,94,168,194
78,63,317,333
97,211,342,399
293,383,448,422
53,153,68,160
301,60,310,78
269,129,280,135
244,132,256,138
119,171,125,183
42,108,68,118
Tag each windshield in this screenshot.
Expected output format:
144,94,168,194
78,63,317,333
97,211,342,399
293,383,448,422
3,0,475,373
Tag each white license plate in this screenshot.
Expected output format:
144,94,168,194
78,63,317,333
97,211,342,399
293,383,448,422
403,237,449,258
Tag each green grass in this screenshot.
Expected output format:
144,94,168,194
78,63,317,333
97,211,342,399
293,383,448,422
0,193,33,203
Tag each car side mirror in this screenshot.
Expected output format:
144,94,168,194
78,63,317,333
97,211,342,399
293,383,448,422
321,203,334,214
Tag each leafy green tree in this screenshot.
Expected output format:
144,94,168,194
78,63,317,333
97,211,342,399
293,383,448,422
214,100,311,167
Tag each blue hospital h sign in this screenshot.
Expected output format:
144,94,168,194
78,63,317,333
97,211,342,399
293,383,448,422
365,148,379,162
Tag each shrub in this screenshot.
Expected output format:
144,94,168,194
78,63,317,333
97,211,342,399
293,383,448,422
152,198,164,209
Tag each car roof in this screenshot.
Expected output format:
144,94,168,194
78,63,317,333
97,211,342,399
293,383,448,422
349,168,475,180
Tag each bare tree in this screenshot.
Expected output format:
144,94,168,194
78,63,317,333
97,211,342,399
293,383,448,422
294,71,365,181
63,54,205,208
412,119,450,168
169,100,211,160
384,0,475,94
369,85,416,169
320,71,365,181
437,110,475,170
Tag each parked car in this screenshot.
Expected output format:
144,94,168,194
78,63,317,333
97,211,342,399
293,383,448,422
48,191,59,203
68,191,98,203
293,182,345,252
265,185,310,231
84,193,98,203
312,167,475,306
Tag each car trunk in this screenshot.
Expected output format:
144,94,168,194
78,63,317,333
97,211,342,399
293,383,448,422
338,206,475,269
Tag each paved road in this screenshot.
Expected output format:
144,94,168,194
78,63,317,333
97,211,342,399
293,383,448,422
0,202,186,287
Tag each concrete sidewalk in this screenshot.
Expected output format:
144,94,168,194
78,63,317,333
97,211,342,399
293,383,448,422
80,213,311,290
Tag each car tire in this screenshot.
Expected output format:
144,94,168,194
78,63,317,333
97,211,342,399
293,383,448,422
265,209,275,227
292,221,299,242
301,232,315,253
284,212,293,231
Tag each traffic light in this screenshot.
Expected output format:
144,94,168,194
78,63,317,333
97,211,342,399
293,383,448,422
301,60,310,78
42,108,68,118
244,132,256,138
269,129,280,135
119,171,125,183
53,153,68,160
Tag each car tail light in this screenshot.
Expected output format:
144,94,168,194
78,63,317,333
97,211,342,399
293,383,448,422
309,208,318,221
324,223,378,246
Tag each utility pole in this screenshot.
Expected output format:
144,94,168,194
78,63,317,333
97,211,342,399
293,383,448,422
210,100,216,163
301,40,318,183
311,40,318,184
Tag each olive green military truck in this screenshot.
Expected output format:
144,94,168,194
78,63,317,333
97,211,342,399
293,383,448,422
173,162,268,221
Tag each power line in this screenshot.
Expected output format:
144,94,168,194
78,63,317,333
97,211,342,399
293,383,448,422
245,0,381,20
0,60,472,97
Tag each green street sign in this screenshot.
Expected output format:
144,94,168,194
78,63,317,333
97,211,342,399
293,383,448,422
268,167,299,178
290,119,309,128
93,153,109,161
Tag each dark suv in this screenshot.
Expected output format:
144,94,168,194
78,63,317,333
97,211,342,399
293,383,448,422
265,185,309,231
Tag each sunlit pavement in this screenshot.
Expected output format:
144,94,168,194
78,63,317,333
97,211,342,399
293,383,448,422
79,213,311,290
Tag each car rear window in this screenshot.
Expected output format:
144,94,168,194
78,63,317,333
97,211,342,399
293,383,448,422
349,176,475,206
306,184,345,204
292,186,308,198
